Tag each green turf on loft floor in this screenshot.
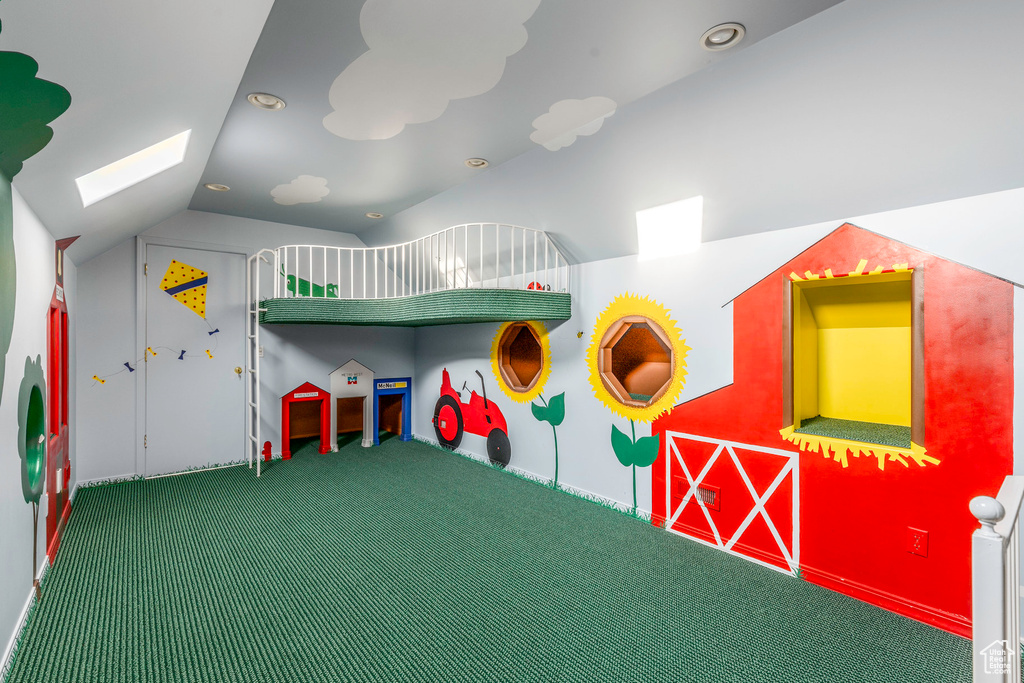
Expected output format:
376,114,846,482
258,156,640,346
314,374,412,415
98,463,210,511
6,436,969,683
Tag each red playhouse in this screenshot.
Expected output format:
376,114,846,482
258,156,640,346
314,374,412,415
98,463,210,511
652,223,1015,637
281,382,331,459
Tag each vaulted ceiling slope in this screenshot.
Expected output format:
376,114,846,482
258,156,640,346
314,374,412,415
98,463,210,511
1,0,276,262
1,0,841,263
364,0,1024,264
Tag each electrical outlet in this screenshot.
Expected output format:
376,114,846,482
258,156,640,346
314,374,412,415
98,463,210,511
258,345,264,358
907,527,929,557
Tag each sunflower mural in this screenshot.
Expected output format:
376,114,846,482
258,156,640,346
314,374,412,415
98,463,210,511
491,321,551,403
587,294,689,513
491,321,566,483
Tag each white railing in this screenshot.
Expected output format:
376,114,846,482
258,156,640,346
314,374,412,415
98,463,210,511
257,223,571,301
972,476,1024,682
245,252,270,476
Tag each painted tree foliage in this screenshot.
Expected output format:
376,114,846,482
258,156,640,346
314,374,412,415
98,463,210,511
0,9,72,405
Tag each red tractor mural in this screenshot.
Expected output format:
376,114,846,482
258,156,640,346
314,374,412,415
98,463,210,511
433,368,512,467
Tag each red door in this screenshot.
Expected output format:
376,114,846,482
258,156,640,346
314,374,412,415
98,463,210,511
46,291,70,560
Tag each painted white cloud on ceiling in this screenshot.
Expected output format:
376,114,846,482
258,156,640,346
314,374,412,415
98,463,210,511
323,0,541,141
271,175,330,205
530,97,617,151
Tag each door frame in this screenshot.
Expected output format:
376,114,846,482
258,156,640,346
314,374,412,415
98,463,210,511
372,377,413,444
135,236,252,477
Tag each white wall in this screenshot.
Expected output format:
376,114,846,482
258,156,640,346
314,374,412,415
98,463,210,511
75,210,416,480
0,184,74,669
414,188,1024,515
74,239,135,482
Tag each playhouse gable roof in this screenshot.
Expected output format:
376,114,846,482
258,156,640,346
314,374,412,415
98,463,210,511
725,222,1020,306
330,359,373,377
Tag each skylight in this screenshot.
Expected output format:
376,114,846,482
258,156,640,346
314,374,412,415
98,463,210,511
636,195,703,261
75,130,191,207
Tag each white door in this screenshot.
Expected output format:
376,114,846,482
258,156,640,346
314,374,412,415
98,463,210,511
145,244,246,476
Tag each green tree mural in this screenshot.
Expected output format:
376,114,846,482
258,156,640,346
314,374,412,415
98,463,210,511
0,10,71,406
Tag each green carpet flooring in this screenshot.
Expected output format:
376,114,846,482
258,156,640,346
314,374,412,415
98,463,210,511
6,436,969,682
795,415,913,449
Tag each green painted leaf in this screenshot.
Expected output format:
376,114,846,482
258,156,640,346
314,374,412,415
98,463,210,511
546,393,565,426
632,434,661,468
531,401,547,423
611,424,634,467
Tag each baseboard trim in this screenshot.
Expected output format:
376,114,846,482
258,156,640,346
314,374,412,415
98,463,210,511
145,461,246,480
76,460,252,490
1,559,49,681
666,521,795,573
412,435,652,521
76,473,144,490
800,565,971,637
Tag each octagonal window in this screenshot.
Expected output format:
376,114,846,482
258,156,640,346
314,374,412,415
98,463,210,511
598,317,674,407
498,322,543,392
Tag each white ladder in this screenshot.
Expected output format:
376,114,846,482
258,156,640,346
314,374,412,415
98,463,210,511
246,250,275,477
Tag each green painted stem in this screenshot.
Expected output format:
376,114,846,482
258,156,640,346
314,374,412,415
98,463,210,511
552,426,559,486
31,502,37,585
630,419,637,514
539,394,558,485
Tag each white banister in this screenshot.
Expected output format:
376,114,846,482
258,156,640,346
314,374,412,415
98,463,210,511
254,223,571,303
972,476,1024,682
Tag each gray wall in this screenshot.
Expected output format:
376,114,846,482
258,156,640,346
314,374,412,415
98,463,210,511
411,187,1024,515
0,185,76,668
363,0,1024,264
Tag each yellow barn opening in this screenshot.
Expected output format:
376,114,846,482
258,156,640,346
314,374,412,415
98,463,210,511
790,270,914,447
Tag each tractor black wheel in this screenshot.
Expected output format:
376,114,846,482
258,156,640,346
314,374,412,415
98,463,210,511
433,395,464,450
486,429,511,468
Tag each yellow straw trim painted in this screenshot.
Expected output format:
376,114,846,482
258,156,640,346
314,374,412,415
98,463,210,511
793,261,913,282
848,259,869,276
779,425,939,471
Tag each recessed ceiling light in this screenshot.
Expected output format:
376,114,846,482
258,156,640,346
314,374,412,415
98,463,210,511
75,130,191,207
247,92,286,111
465,158,489,169
700,23,745,51
204,183,230,192
365,212,384,219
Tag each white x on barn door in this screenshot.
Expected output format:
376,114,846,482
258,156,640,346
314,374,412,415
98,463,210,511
664,431,800,574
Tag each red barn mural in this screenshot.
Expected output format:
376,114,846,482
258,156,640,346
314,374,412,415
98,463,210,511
652,223,1015,636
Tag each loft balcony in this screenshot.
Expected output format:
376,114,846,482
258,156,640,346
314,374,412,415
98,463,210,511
248,223,573,327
